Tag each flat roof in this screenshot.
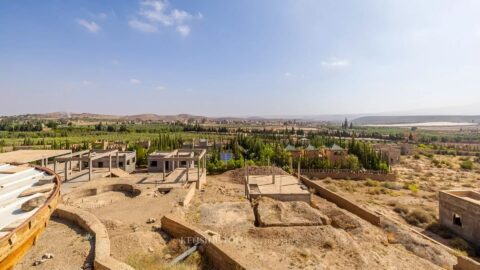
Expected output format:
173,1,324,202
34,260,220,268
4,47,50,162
441,190,480,206
248,175,309,195
0,150,71,164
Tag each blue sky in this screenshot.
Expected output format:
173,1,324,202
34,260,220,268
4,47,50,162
1,0,480,116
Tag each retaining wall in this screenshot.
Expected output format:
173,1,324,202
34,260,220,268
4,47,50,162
454,256,480,270
161,215,251,270
297,174,382,226
53,204,133,270
301,169,396,181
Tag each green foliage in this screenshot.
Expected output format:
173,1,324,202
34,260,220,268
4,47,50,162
460,159,473,170
406,183,420,193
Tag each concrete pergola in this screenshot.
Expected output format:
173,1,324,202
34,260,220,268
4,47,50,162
54,150,121,181
0,150,72,166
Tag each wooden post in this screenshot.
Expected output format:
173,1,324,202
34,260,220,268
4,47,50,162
116,152,119,168
53,160,57,173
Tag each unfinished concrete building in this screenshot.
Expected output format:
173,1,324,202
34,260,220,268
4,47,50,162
90,150,136,173
439,190,480,246
147,149,207,189
54,150,136,181
148,150,198,173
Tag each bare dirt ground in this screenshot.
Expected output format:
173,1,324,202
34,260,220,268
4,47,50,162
184,171,445,270
16,175,201,270
15,218,94,270
313,155,480,257
15,163,472,269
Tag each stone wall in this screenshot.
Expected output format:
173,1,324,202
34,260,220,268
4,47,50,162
297,174,382,226
53,204,134,270
302,169,396,181
161,215,253,270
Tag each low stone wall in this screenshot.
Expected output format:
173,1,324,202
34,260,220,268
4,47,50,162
161,215,252,270
297,174,382,226
180,184,196,207
53,204,134,270
301,169,396,181
62,183,141,203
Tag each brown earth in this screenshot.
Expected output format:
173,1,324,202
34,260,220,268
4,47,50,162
15,218,94,270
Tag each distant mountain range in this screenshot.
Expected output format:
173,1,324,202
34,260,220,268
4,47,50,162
3,112,480,125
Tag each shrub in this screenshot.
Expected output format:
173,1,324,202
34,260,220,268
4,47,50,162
383,182,400,190
460,160,473,170
393,204,409,216
403,182,420,193
405,209,433,227
414,154,421,160
365,179,379,187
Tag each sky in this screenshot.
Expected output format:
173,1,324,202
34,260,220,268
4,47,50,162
1,0,480,117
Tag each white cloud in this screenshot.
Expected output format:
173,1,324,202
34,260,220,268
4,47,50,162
176,25,190,37
129,19,158,32
284,72,294,78
156,86,166,90
82,80,93,86
130,78,142,84
321,58,351,69
76,19,101,33
130,0,200,36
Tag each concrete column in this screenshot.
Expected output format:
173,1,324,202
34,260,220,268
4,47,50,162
64,162,68,182
297,160,301,181
197,158,200,182
89,158,92,181
109,154,112,174
163,160,166,180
